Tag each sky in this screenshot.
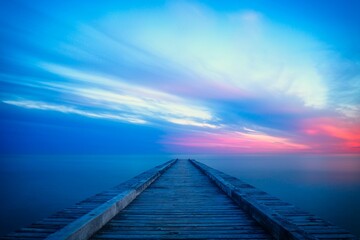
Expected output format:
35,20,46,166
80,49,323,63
0,0,359,154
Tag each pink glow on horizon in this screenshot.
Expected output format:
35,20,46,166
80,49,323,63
301,117,360,153
162,131,309,153
162,116,360,154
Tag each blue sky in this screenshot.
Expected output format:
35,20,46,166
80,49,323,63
1,0,359,154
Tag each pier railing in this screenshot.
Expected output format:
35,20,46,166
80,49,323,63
190,159,357,240
1,159,357,240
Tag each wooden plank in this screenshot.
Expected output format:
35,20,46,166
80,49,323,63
92,234,272,239
190,159,358,240
0,160,176,240
2,159,357,240
92,160,274,240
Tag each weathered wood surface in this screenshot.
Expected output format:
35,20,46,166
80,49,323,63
191,160,358,240
91,159,274,240
0,160,176,240
1,159,358,240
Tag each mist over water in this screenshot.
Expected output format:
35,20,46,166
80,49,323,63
0,154,359,237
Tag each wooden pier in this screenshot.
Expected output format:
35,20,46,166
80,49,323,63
1,159,358,240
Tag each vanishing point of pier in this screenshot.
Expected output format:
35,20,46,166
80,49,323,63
1,159,357,240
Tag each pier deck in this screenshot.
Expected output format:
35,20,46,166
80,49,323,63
92,159,273,239
1,159,358,240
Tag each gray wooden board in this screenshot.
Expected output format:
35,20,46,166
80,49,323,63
91,160,274,240
0,160,175,240
2,159,358,240
190,160,358,240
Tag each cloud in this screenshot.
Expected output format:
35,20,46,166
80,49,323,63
1,1,359,153
162,129,309,153
97,3,330,108
300,117,360,152
164,117,218,129
336,104,360,119
4,63,218,129
3,100,147,124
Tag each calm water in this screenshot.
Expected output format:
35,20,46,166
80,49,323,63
0,154,359,237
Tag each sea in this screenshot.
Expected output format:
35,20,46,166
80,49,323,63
0,154,359,237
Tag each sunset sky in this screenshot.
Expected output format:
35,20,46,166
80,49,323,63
1,0,359,154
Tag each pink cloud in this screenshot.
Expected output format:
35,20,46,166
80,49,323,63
301,117,360,153
162,116,360,154
162,131,309,153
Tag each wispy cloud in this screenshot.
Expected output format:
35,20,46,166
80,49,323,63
3,100,147,124
3,63,218,129
99,3,330,108
162,130,309,153
1,1,359,153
